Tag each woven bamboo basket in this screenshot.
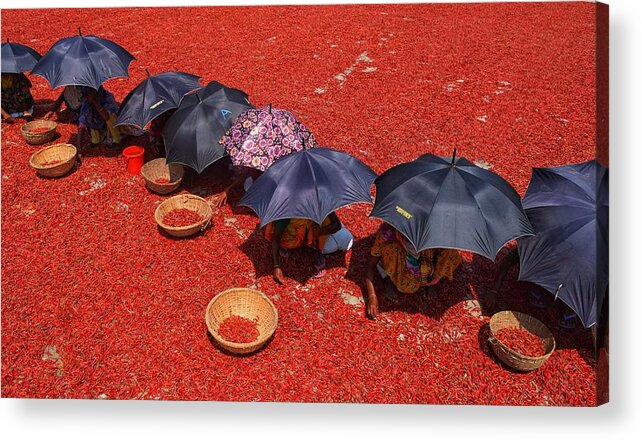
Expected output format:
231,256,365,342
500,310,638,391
21,120,57,145
154,194,213,238
205,288,278,355
489,310,556,372
29,143,77,178
140,158,184,195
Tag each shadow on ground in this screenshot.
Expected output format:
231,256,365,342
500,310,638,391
238,223,349,285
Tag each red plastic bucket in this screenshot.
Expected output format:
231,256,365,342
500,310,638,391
123,146,145,175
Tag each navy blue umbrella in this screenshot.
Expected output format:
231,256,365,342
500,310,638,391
369,151,534,260
1,39,41,73
115,70,201,129
239,147,377,226
162,81,253,173
517,160,608,328
31,31,134,90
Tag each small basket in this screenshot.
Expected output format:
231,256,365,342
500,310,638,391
489,311,555,372
141,158,184,195
21,120,57,145
154,194,213,238
205,288,278,355
29,143,77,178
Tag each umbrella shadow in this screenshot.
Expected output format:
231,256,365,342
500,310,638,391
343,233,471,321
480,249,597,364
180,157,237,200
155,224,212,241
214,166,262,216
53,108,79,123
462,251,509,318
64,129,150,159
33,98,54,116
238,223,349,285
343,233,395,317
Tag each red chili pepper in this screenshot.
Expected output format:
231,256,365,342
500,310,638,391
218,315,259,343
41,159,64,167
495,327,546,357
29,127,53,134
1,3,599,405
162,208,202,227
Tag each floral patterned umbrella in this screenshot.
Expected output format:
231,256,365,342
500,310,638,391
220,105,318,171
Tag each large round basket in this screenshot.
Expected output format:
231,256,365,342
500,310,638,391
21,120,57,145
489,311,556,372
205,288,278,355
154,194,213,238
29,143,77,178
141,158,185,195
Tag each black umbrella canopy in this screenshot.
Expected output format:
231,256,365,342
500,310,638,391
115,70,201,128
239,147,377,227
1,40,42,73
369,151,534,260
517,160,608,328
31,31,134,90
162,81,254,173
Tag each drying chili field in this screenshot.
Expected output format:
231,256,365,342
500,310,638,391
1,3,599,404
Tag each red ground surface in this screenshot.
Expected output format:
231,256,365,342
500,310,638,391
1,4,597,404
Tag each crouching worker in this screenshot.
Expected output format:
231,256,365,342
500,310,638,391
77,86,128,151
1,72,34,122
266,212,353,283
44,85,84,122
364,223,462,320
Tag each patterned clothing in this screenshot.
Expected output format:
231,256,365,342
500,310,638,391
264,217,332,251
370,224,462,294
1,73,33,114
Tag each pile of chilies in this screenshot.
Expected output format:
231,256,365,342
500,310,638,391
218,316,260,344
495,327,546,358
162,208,202,228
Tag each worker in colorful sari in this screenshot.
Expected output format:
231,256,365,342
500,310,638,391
266,212,345,283
1,72,34,122
76,86,127,151
364,223,462,319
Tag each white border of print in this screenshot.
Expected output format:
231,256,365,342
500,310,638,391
1,1,640,440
